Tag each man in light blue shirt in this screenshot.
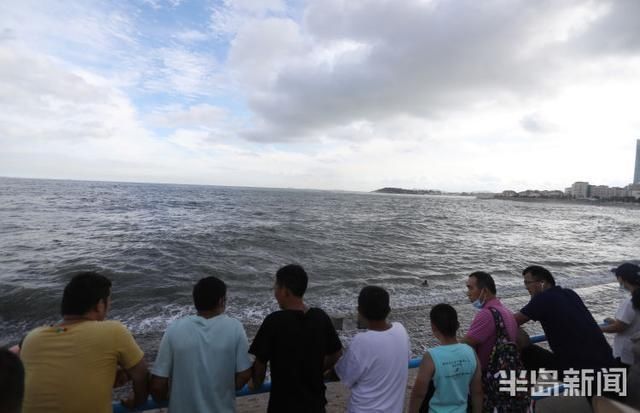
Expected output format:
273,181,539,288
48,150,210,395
150,277,252,413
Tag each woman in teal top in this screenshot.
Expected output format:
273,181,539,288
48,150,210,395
408,304,482,413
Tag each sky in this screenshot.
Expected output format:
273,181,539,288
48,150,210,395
1,0,640,192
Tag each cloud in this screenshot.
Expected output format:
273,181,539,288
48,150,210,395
141,0,183,10
570,0,640,55
210,0,288,38
0,1,229,101
228,0,639,143
146,103,242,145
1,0,640,191
229,0,286,14
173,29,210,43
0,28,15,41
147,104,229,129
141,47,223,97
228,17,305,89
0,46,214,183
520,114,556,134
0,1,138,60
0,46,128,143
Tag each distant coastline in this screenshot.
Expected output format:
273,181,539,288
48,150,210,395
492,196,640,208
372,187,640,207
372,187,478,197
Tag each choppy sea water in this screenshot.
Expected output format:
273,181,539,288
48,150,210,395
1,177,638,355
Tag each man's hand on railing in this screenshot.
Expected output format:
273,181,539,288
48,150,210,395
247,378,258,391
324,368,339,382
120,395,137,410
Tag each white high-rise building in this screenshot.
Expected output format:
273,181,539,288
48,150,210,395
635,139,640,184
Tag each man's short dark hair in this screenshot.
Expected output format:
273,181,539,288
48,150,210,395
430,303,459,337
614,265,640,311
193,276,227,311
61,271,112,316
469,271,497,295
522,265,556,286
0,348,24,413
614,263,640,285
358,286,391,321
275,264,308,297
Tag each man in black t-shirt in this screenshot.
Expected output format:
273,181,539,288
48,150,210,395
514,265,616,373
249,264,343,413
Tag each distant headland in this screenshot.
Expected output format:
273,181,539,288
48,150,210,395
372,187,481,197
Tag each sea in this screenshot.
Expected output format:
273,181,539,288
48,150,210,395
1,177,639,355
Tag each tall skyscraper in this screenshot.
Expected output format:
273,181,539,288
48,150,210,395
635,139,640,184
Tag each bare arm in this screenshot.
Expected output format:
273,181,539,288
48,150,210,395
408,352,435,413
601,318,629,334
515,327,531,351
461,335,479,347
149,375,169,402
469,354,483,413
113,366,130,388
323,349,343,372
235,367,252,390
121,358,149,408
249,358,267,390
514,312,529,326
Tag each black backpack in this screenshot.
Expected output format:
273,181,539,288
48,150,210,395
483,307,531,413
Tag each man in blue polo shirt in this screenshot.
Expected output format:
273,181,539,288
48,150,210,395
514,265,616,373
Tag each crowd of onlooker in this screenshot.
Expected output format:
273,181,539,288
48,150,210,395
1,262,639,413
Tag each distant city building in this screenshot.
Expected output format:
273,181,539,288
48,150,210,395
628,183,640,199
612,187,628,198
635,139,640,184
475,193,495,199
542,190,564,198
495,141,640,201
571,181,590,199
589,185,610,199
497,182,636,201
518,190,541,198
496,140,640,202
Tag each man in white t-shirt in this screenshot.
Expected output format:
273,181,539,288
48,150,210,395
334,286,411,413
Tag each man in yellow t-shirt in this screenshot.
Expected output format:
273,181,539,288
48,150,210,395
20,271,148,413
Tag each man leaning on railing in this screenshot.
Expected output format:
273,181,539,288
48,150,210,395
21,272,149,413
